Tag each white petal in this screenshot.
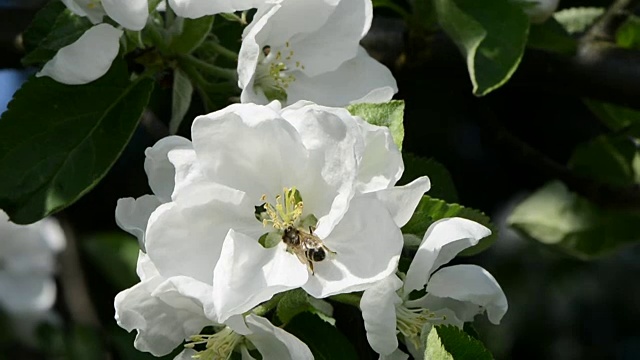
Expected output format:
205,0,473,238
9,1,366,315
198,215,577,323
0,273,56,314
191,103,309,202
360,275,403,356
114,277,211,356
174,349,197,360
145,186,257,284
102,0,149,30
212,230,307,323
245,314,314,360
61,0,105,23
424,265,508,325
115,195,162,252
374,177,431,228
285,47,398,107
279,103,360,238
37,24,122,85
404,218,491,294
355,115,404,193
166,145,207,201
136,251,159,281
0,214,60,274
405,296,465,328
381,349,410,360
168,0,263,18
144,136,193,203
303,195,403,298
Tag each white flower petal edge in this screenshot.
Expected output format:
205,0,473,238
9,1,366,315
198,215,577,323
115,195,162,252
168,0,267,18
374,176,431,228
403,217,492,293
102,0,149,30
37,24,122,85
360,275,403,355
144,136,194,203
244,314,314,360
61,0,105,24
424,264,508,324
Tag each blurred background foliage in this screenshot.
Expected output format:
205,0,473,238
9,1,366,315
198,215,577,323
0,0,639,359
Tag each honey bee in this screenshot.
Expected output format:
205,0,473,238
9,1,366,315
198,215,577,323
282,226,335,275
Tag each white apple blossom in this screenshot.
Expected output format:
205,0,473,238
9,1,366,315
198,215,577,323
115,252,312,358
114,100,429,326
168,0,269,18
238,0,398,107
0,210,65,336
61,0,149,30
360,218,508,359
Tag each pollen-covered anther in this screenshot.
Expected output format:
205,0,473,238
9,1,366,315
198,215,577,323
260,187,304,230
186,327,243,360
396,305,446,349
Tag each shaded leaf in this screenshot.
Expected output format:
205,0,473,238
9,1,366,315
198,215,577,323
82,232,140,289
527,18,577,55
0,59,154,224
284,312,357,360
425,325,493,360
277,289,334,325
584,99,640,137
169,16,215,55
434,0,529,96
402,196,497,256
22,0,67,54
399,153,458,203
170,68,194,134
568,135,639,187
347,100,404,150
616,15,640,49
508,181,640,259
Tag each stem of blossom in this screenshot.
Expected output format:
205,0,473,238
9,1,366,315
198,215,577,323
178,61,237,94
180,55,238,81
148,0,164,12
251,293,286,317
200,41,239,62
145,22,170,54
329,293,362,309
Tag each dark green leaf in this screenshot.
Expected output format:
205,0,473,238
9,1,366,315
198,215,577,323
22,0,67,54
65,325,105,360
399,153,458,203
508,181,640,259
22,9,93,66
584,99,640,136
277,289,313,324
425,325,493,360
0,59,154,224
434,0,529,96
169,16,215,55
82,232,140,289
568,135,639,187
347,100,404,150
170,68,194,134
527,18,577,55
402,196,497,256
284,312,357,360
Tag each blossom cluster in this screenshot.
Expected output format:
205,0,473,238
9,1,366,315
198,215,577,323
36,0,513,358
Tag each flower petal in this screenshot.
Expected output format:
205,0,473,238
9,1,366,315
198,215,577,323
114,277,211,356
37,24,122,85
0,273,56,314
424,264,508,325
102,0,149,30
285,47,398,107
374,176,430,228
144,136,193,203
361,275,403,356
212,230,308,323
403,218,491,294
168,0,263,18
115,195,162,252
174,349,197,360
303,195,403,298
245,314,314,360
61,0,105,23
381,349,410,360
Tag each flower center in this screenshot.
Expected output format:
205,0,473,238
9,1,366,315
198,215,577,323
185,327,243,360
259,187,305,231
253,42,305,102
396,304,446,350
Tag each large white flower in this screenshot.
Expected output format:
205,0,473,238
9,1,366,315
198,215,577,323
238,0,398,106
360,218,508,359
0,210,65,335
115,100,429,325
115,252,312,358
168,0,269,18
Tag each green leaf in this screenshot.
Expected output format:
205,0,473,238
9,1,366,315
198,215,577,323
508,181,640,259
0,59,154,224
402,196,497,256
568,135,639,187
82,232,140,289
434,0,529,96
527,18,577,55
169,16,215,55
616,15,640,49
425,325,493,360
277,289,334,325
284,312,357,360
399,153,458,203
553,7,604,34
347,100,405,150
170,68,194,134
22,9,93,66
584,99,640,137
65,325,105,360
22,0,67,54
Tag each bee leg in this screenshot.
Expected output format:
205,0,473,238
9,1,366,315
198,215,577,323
307,260,315,275
322,244,337,255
